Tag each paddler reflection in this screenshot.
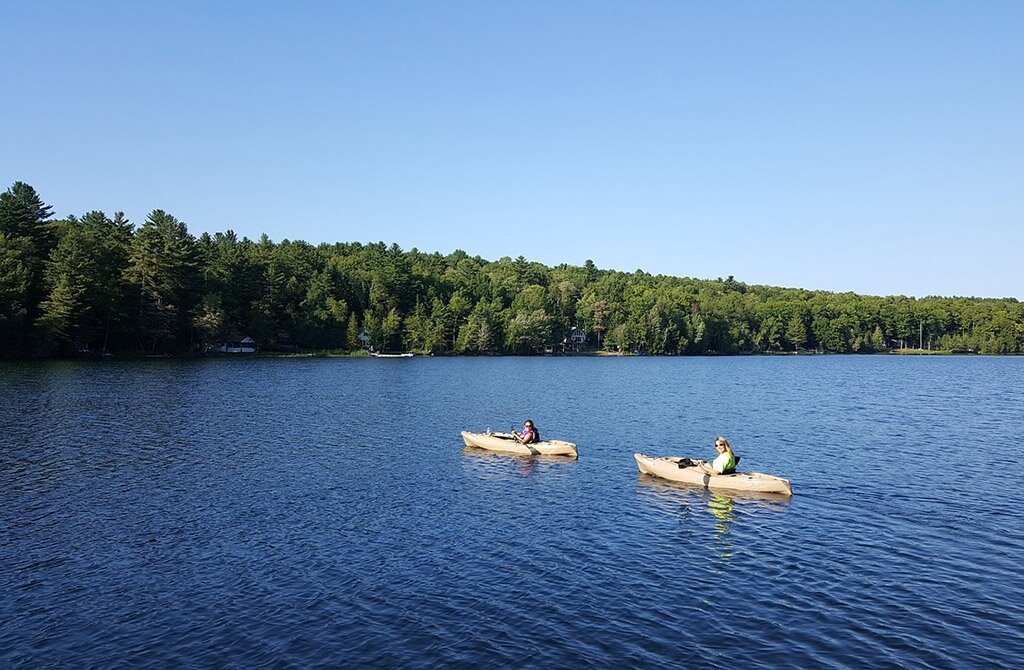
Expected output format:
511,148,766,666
707,493,735,561
636,474,791,565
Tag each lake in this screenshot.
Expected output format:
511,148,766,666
2,356,1023,668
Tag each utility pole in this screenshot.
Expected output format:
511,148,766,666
919,321,923,350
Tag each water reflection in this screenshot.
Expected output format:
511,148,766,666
636,474,794,508
4,358,1021,669
636,475,791,562
461,446,577,478
707,493,735,562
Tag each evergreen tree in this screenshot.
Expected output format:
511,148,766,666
123,210,199,353
38,211,133,353
0,233,34,356
346,312,360,350
785,314,807,351
0,182,55,349
36,274,82,349
870,325,885,351
0,181,54,245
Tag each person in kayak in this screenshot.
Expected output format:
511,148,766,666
514,419,539,444
698,436,737,475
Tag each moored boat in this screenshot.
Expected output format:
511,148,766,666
633,453,792,496
461,431,578,458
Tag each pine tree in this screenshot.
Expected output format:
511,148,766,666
37,274,83,349
0,182,55,348
0,181,54,243
785,314,807,351
346,312,360,350
870,325,885,351
0,233,33,356
123,210,199,353
37,212,133,353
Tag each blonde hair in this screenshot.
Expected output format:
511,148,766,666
715,436,733,454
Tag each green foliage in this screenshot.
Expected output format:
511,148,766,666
505,309,552,353
0,181,54,249
0,182,55,353
5,180,1024,358
37,211,133,354
379,307,402,352
0,233,33,356
37,274,83,348
123,210,200,353
785,314,808,351
346,312,361,350
457,300,502,353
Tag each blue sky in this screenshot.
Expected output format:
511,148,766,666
2,2,1022,298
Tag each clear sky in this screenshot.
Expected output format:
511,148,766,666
2,2,1022,298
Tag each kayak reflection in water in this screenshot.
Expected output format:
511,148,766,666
697,436,738,475
514,419,539,444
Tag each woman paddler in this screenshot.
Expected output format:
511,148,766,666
514,419,539,445
697,436,737,475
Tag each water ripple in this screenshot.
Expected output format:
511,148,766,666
2,357,1023,668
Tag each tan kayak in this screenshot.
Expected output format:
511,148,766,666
461,431,578,458
634,453,792,496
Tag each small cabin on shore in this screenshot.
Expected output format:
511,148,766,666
208,336,257,354
563,325,588,352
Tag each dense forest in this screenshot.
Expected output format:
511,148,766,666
1,181,1022,358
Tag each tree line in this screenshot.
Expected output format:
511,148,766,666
2,181,1022,358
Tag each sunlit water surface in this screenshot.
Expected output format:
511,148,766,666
2,356,1023,668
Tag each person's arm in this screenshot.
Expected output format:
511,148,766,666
700,456,724,477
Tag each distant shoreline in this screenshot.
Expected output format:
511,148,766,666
4,180,1022,359
3,348,1003,363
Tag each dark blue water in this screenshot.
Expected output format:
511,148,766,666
2,356,1023,668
